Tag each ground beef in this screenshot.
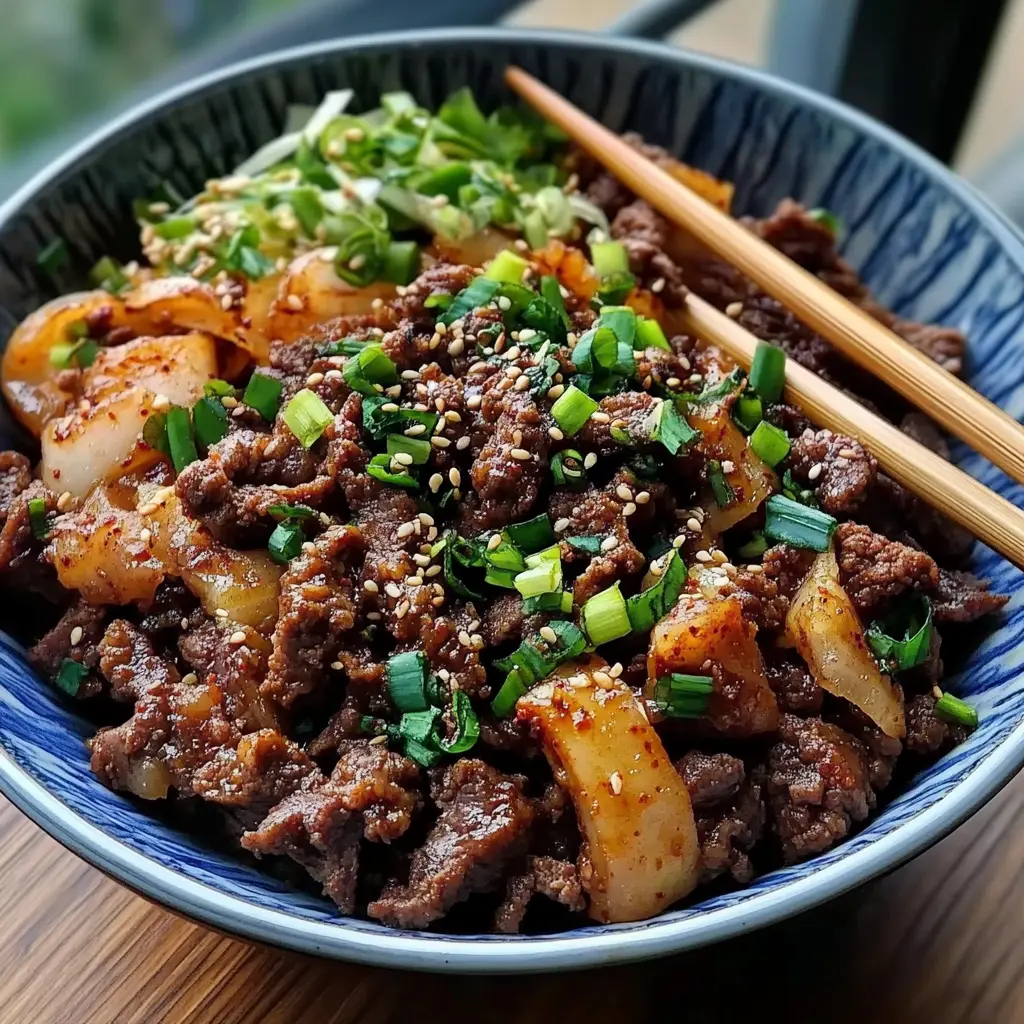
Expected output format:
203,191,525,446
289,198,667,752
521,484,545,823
676,751,746,808
90,620,238,798
575,392,661,455
891,317,966,375
0,452,32,521
763,650,823,716
786,429,877,515
28,599,107,699
480,593,527,648
905,692,971,754
764,714,874,863
368,760,535,929
263,525,362,707
932,568,1009,623
834,522,939,615
829,702,903,791
722,544,813,632
493,856,585,933
610,200,687,306
138,579,204,637
389,263,476,327
0,480,57,588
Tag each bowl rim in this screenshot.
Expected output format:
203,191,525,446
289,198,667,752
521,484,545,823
2,25,1024,973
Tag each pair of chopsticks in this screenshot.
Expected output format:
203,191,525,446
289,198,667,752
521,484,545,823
505,67,1024,571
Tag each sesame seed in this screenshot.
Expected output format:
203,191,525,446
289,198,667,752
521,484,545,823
467,394,483,410
215,608,229,618
609,771,623,795
838,447,858,459
139,528,152,545
695,550,712,563
487,533,503,551
367,611,382,621
418,512,435,526
407,576,423,587
221,396,239,409
600,536,619,552
510,448,531,461
584,453,598,470
426,565,442,577
385,583,402,599
395,600,410,619
181,672,198,686
56,491,72,511
808,463,823,481
623,501,637,516
590,411,610,424
69,626,83,646
504,346,522,362
286,293,304,311
445,410,462,423
547,384,565,400
725,301,743,318
229,630,247,645
458,630,472,647
712,549,728,564
678,356,692,371
566,331,578,347
396,522,415,539
746,564,764,574
180,618,190,631
497,296,512,311
431,436,451,448
687,517,703,533
722,562,737,574
635,490,650,505
368,733,388,746
616,484,634,502
513,429,523,445
401,369,421,380
306,372,324,387
933,685,944,700
413,553,431,568
666,377,681,388
512,376,529,391
554,517,570,533
137,501,158,516
504,365,522,379
539,626,558,643
427,526,438,541
151,393,171,413
381,403,400,413
593,670,613,687
721,460,735,474
650,277,666,294
449,468,462,487
393,451,414,466
405,423,427,436
688,374,703,384
548,426,564,441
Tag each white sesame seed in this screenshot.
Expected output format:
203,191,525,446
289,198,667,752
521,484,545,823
666,377,681,388
407,576,423,587
458,630,472,647
725,301,743,318
600,536,619,553
623,502,637,516
286,293,304,311
546,384,565,401
616,484,634,502
385,583,402,599
431,436,451,448
609,771,623,795
56,491,72,512
650,277,666,294
229,630,247,645
181,672,198,686
445,410,462,423
514,376,531,391
69,626,84,646
405,423,427,436
466,394,483,411
449,468,462,487
397,522,415,539
838,447,858,459
678,356,691,371
539,626,558,644
554,517,570,533
548,426,564,441
584,453,598,470
497,296,512,311
221,396,239,409
712,549,728,564
635,490,650,505
721,460,735,474
180,618,190,631
695,550,712,563
151,393,171,413
590,411,611,424
687,517,703,533
510,448,531,461
808,462,823,481
363,579,379,593
215,608,229,618
426,564,442,577
306,372,324,387
609,662,624,678
457,436,471,451
504,365,522,379
513,429,523,445
367,611,382,621
395,600,410,619
393,451,414,467
593,670,614,688
401,369,421,380
487,533,503,551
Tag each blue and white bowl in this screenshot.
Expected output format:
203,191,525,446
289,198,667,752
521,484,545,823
0,29,1021,973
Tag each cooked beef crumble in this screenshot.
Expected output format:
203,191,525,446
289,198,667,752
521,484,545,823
3,124,1006,936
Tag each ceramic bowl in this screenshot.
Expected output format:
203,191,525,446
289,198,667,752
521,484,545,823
0,28,1021,973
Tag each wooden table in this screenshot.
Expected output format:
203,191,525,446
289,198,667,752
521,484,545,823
2,770,1021,1024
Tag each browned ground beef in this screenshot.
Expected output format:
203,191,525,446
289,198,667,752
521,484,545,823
5,127,1007,936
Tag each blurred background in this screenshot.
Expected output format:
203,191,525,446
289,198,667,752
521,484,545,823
3,0,1023,218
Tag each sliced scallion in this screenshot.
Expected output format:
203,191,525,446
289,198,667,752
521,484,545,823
192,395,229,449
522,591,573,615
268,520,305,563
439,277,501,326
550,449,586,488
37,237,68,276
367,453,418,489
749,342,786,403
55,657,88,697
342,344,398,396
438,690,480,754
654,673,714,718
485,249,530,285
362,396,437,440
866,594,934,673
504,514,555,553
267,503,316,520
166,406,199,473
242,373,284,421
934,692,978,729
382,240,421,285
763,494,837,551
749,420,791,467
647,399,698,455
736,531,768,559
27,497,50,540
626,550,687,632
283,389,333,448
387,651,430,712
387,434,432,465
581,582,630,646
707,459,734,508
634,316,671,352
732,392,763,434
598,305,636,349
491,620,588,716
564,535,601,556
551,384,598,437
590,240,629,278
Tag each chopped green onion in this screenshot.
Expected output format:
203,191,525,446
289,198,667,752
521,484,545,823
438,690,480,754
267,503,316,520
736,531,768,559
749,421,791,467
647,399,698,455
808,207,843,237
693,367,745,405
37,238,68,276
403,736,444,768
732,392,763,434
550,449,587,489
387,651,430,712
152,216,197,240
749,342,786,403
540,275,571,329
492,620,588,716
242,373,284,421
387,434,432,465
551,385,598,437
142,412,170,456
55,658,88,697
49,337,99,370
595,272,636,306
268,520,305,564
362,396,437,440
28,497,50,540
398,708,444,766
504,514,555,553
436,534,484,600
367,453,417,489
485,539,526,589
439,277,501,326
192,395,229,449
782,467,819,508
283,389,333,448
635,316,671,352
626,550,687,632
581,582,631,646
866,594,934,673
763,494,837,551
934,692,978,729
342,344,398,396
590,240,629,277
424,292,453,312
90,255,130,295
382,240,421,285
654,673,714,718
491,669,529,719
598,306,637,349
564,535,601,556
522,591,574,615
166,406,198,473
708,460,734,507
485,250,530,285
204,379,238,399
319,338,370,358
514,556,562,599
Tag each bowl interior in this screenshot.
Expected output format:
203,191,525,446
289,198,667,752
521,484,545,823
0,30,1022,970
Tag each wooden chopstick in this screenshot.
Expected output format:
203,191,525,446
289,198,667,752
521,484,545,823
682,292,1024,569
505,66,1024,489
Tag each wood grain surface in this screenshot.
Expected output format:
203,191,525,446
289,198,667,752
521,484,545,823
1,770,1021,1024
